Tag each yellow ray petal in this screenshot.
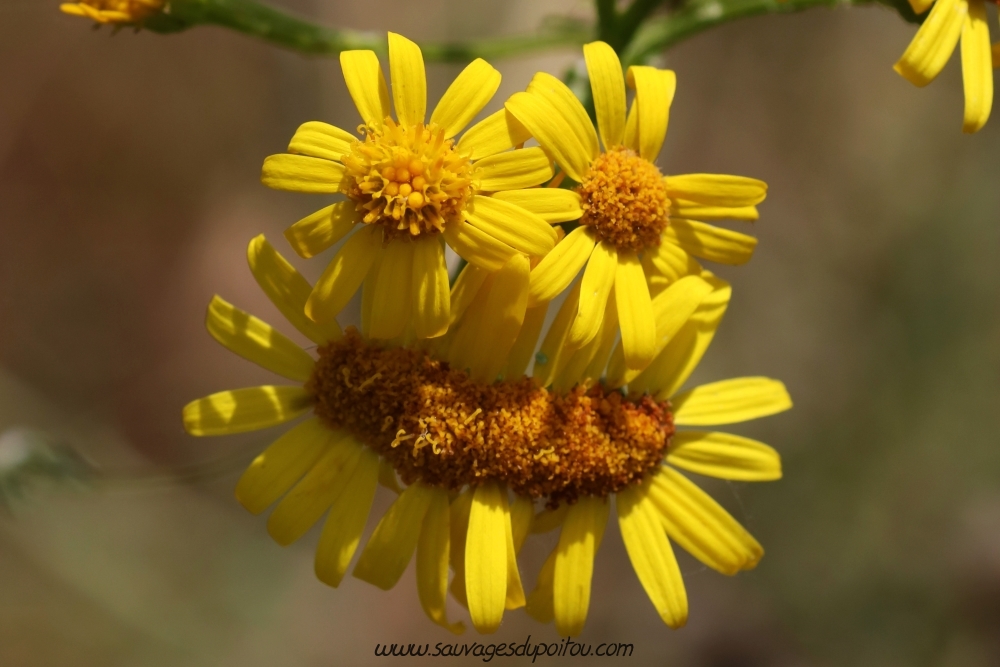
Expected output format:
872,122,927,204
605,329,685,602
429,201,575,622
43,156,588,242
247,235,342,345
531,504,569,533
306,226,381,323
670,198,759,222
444,217,519,272
360,257,380,338
287,121,356,162
626,66,676,161
894,0,966,87
449,488,474,608
235,417,334,514
510,495,534,554
492,188,583,224
623,96,639,152
585,41,627,150
664,218,757,266
378,457,403,493
445,277,492,373
465,481,509,633
388,32,426,126
449,262,490,326
667,431,782,482
504,92,590,183
503,490,526,610
553,496,610,636
503,303,549,379
467,254,530,382
183,386,312,436
673,377,792,425
528,226,597,306
525,546,557,623
635,278,731,397
614,252,657,372
528,72,600,161
261,154,346,193
533,280,582,388
431,58,501,139
284,202,360,259
567,241,617,350
607,274,713,387
315,446,380,586
353,482,435,589
340,49,390,127
664,174,767,207
617,482,687,628
641,240,703,298
464,195,557,257
368,240,414,340
457,108,532,161
554,290,617,391
266,435,360,545
206,296,315,382
473,147,554,192
411,236,450,339
961,0,993,133
908,0,934,13
416,488,465,633
649,467,764,574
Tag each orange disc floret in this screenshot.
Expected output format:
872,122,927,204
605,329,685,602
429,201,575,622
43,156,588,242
577,147,669,253
309,329,674,505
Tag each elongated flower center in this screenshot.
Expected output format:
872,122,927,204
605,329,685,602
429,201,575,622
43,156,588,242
308,329,674,505
577,147,669,253
342,119,474,240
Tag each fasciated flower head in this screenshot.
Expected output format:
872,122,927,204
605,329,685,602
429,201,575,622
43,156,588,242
183,232,789,636
505,41,767,377
260,32,576,340
60,0,163,24
894,0,996,133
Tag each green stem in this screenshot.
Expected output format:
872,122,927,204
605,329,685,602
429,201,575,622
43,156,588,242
622,0,920,68
161,0,593,62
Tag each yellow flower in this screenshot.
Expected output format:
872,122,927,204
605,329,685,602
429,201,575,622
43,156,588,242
505,41,766,374
59,0,163,24
262,32,574,339
894,0,996,133
522,272,790,634
184,231,787,635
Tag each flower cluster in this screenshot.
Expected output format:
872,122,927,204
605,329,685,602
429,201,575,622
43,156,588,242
183,34,790,635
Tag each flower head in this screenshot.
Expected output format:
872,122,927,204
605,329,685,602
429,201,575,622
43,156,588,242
505,41,767,375
261,32,575,339
894,0,996,132
183,225,789,635
59,0,163,25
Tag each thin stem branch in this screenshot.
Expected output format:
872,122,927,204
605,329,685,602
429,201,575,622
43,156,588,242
162,0,593,62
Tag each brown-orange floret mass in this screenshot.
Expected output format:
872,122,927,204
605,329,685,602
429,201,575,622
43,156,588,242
342,119,474,241
308,329,674,505
577,147,669,253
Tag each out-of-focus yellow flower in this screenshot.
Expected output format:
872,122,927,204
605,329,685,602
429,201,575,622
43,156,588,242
895,0,997,133
60,0,163,25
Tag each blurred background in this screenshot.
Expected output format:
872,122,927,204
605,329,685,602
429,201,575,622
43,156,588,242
1,0,999,664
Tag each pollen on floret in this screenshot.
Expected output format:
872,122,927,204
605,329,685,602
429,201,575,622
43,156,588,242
342,119,474,241
308,329,675,506
59,0,163,24
577,147,669,253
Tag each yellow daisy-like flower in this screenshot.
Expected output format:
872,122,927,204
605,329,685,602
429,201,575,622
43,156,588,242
262,32,573,338
505,41,766,374
59,0,163,24
520,266,789,634
894,0,997,132
184,232,788,635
